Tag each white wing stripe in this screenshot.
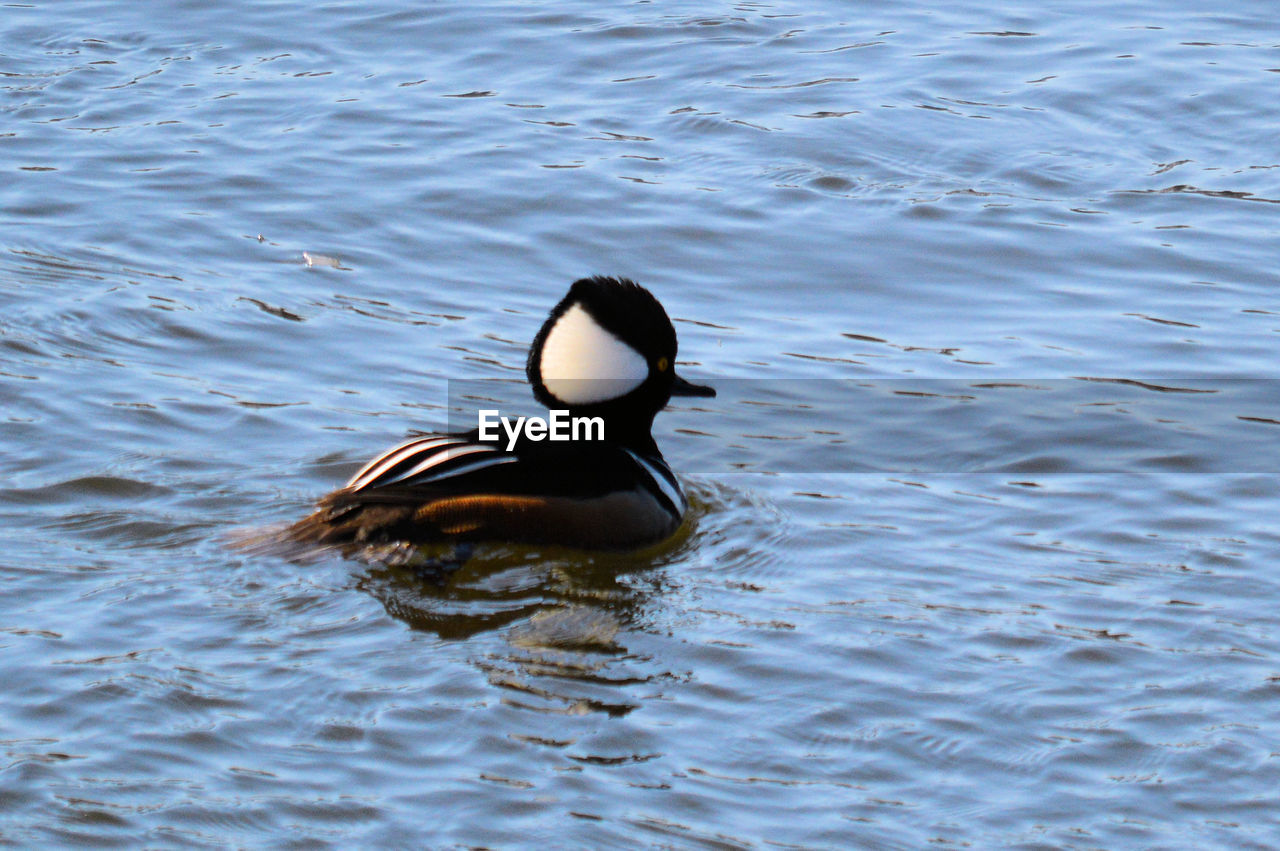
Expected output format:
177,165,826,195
376,443,500,486
346,436,463,489
402,454,518,485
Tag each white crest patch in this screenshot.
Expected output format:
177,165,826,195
539,302,649,404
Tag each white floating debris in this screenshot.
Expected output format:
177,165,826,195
302,251,342,268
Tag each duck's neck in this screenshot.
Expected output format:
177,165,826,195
568,406,660,456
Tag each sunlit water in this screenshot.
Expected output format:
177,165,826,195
3,1,1279,846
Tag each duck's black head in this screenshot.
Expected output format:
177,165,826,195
526,276,714,446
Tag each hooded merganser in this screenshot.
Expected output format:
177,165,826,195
287,276,715,551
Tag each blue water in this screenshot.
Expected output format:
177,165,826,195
3,1,1279,846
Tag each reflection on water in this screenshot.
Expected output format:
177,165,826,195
343,480,777,720
360,550,653,716
356,545,658,642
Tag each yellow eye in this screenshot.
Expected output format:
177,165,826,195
656,357,669,372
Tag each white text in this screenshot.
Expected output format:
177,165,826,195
478,409,605,451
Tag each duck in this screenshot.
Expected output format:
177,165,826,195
286,276,715,551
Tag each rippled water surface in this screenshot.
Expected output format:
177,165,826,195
3,0,1279,846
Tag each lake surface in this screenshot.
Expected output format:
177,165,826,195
3,0,1279,846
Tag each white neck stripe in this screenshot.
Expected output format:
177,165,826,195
623,448,686,514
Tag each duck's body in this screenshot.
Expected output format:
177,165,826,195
287,276,713,551
289,428,688,549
